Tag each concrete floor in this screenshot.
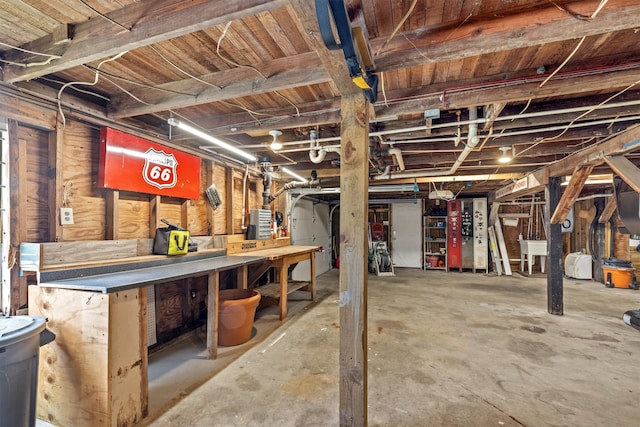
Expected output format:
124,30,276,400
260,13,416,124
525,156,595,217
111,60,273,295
142,268,639,426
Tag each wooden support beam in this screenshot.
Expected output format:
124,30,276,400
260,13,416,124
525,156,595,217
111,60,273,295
599,195,618,224
8,120,24,314
48,126,63,242
550,166,593,224
494,125,640,202
338,94,369,426
548,125,640,177
149,195,161,237
207,272,220,359
483,102,506,130
546,177,563,315
288,0,360,97
604,155,640,193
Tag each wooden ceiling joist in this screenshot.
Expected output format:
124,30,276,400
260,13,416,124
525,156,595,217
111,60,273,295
373,0,640,71
1,0,287,82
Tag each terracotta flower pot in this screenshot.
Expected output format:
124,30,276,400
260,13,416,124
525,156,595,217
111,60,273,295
218,289,261,346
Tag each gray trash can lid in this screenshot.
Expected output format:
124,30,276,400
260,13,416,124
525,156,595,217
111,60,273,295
0,316,47,348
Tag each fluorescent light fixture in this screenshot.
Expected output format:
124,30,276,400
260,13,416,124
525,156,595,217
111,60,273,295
368,184,418,193
168,118,256,162
281,167,307,183
428,190,454,200
269,130,283,151
498,146,512,164
290,184,418,194
562,174,613,186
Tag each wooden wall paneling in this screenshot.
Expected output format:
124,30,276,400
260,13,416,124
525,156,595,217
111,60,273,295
118,192,151,239
60,121,105,241
48,127,63,242
157,196,184,228
8,120,26,313
213,162,227,235
0,93,56,130
155,281,185,342
105,190,119,240
21,125,50,242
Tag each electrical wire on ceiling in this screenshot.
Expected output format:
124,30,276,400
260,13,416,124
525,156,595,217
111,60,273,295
514,77,640,159
56,51,128,127
39,76,111,102
539,1,609,87
0,40,62,67
76,0,131,31
147,44,272,122
217,21,300,118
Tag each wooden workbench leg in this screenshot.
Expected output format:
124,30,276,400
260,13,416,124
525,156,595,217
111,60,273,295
279,264,288,320
238,264,248,289
207,272,220,359
310,251,316,301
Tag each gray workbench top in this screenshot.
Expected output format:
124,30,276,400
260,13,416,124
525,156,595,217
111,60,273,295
37,254,267,294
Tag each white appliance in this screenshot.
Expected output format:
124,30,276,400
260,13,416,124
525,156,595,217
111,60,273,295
564,252,592,279
472,198,488,272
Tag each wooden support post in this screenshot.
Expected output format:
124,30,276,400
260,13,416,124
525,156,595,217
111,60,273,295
149,195,161,237
339,94,369,426
546,176,563,315
48,127,63,242
8,119,26,313
207,271,220,359
105,190,119,240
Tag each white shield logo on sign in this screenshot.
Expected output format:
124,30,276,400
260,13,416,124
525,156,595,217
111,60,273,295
143,148,178,189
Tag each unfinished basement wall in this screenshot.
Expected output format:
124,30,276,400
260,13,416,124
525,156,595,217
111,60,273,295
0,95,263,316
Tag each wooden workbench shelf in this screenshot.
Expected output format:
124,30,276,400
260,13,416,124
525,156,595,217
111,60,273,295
256,280,312,299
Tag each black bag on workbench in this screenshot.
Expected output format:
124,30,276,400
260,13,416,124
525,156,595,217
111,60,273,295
153,219,190,255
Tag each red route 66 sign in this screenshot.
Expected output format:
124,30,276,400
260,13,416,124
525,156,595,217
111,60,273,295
99,128,201,199
143,148,178,189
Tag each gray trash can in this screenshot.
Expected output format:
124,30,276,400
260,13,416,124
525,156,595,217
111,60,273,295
0,316,56,427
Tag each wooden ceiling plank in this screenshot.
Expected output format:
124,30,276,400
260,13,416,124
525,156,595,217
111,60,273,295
603,155,640,193
109,53,328,117
550,165,593,224
1,0,287,83
374,0,640,72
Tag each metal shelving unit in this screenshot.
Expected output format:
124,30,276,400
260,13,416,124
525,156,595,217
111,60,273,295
424,215,447,270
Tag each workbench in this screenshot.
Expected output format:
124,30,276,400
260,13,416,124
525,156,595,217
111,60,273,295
231,245,318,320
28,251,265,427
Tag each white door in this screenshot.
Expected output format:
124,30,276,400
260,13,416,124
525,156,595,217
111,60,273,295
391,201,423,268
